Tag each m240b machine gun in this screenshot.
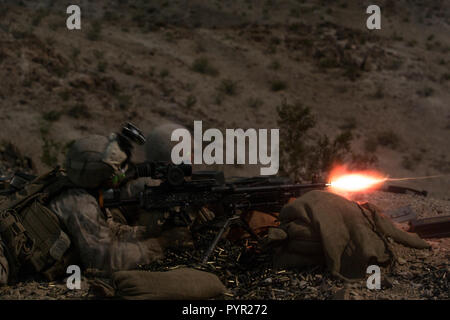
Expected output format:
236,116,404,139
100,162,329,263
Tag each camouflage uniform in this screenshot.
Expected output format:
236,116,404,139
48,187,165,274
0,123,210,285
0,132,181,285
48,134,182,274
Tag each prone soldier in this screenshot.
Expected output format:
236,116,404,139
0,123,196,285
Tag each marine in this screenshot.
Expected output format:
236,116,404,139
0,123,197,285
182,304,216,318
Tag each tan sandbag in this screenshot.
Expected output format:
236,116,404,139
275,251,325,268
360,202,429,249
113,268,226,300
273,190,430,280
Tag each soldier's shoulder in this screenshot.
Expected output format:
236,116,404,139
50,188,98,208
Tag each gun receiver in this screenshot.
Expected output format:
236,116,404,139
101,162,329,262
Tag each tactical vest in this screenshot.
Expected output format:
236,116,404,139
0,168,76,284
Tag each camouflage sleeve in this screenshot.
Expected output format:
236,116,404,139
49,189,164,273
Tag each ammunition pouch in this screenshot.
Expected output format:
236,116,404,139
0,169,76,283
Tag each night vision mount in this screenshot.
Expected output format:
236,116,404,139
116,122,146,156
133,162,193,186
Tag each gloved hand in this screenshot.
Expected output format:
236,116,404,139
187,207,215,225
197,207,216,224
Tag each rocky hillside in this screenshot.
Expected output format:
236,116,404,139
0,0,449,197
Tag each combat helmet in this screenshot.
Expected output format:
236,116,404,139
66,123,146,188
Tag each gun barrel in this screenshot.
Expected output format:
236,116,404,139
230,183,329,193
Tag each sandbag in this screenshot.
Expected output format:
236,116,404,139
271,190,430,280
113,268,226,300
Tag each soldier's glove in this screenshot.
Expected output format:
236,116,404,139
187,207,215,225
197,207,215,224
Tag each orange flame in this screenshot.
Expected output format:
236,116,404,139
328,166,387,193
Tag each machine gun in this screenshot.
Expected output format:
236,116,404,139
100,162,329,263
